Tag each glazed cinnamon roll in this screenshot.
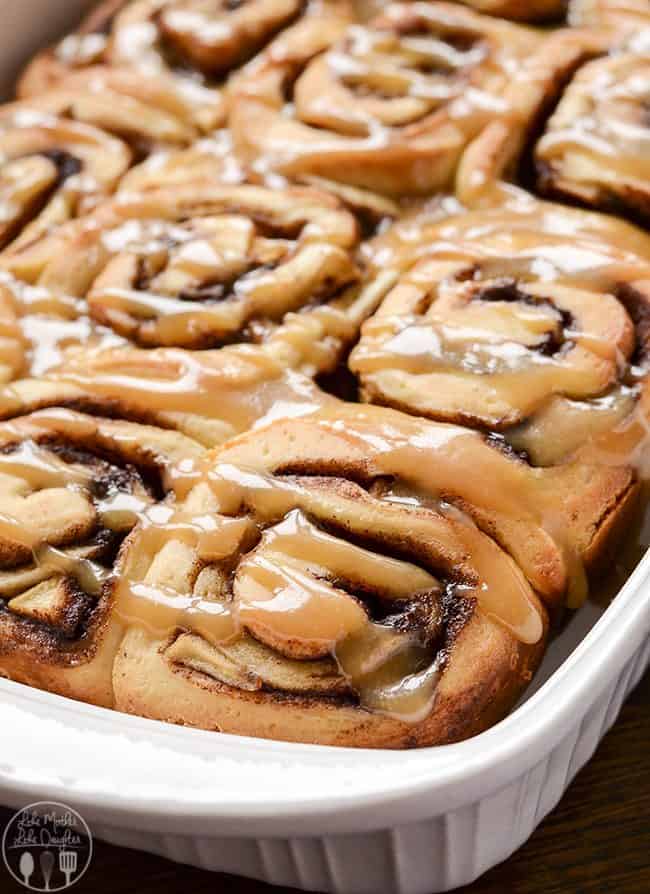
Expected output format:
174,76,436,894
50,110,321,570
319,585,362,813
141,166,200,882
535,53,650,225
19,0,353,136
350,201,650,467
15,66,224,148
0,183,391,355
229,2,541,197
0,104,130,253
0,407,204,705
108,403,636,746
0,108,129,381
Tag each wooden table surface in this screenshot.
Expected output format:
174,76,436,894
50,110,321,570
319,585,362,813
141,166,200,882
2,668,649,894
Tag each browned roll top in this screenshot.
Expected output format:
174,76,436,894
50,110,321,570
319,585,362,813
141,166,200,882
229,2,541,196
351,200,650,468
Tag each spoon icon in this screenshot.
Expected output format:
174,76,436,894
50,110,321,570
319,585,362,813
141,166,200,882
19,851,35,887
40,850,55,891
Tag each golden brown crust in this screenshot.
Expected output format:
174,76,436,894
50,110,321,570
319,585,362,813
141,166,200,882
113,605,547,748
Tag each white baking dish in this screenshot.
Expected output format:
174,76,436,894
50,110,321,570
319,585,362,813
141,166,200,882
0,3,649,892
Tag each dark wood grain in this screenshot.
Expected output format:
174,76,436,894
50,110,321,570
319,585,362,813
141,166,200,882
2,669,649,894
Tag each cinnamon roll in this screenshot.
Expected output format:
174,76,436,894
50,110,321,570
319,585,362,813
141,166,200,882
0,104,130,253
0,107,129,381
229,2,541,197
0,407,204,705
535,52,650,225
350,200,650,467
19,0,354,136
0,182,391,355
108,402,635,746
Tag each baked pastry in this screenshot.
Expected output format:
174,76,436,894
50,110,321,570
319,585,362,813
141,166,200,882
107,403,636,745
0,0,648,750
18,0,353,134
350,200,650,465
0,104,130,253
229,2,541,197
0,105,130,381
535,53,650,225
0,407,204,705
0,183,390,353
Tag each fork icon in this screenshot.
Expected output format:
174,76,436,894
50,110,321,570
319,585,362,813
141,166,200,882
59,851,77,887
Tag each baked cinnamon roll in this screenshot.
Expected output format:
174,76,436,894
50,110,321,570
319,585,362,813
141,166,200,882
0,407,204,705
350,201,650,467
108,402,635,746
0,107,129,381
535,53,650,225
19,0,353,136
0,104,130,253
15,66,225,148
0,183,391,354
229,2,541,197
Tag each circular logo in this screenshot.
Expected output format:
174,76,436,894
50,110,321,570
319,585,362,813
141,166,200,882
2,802,93,891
